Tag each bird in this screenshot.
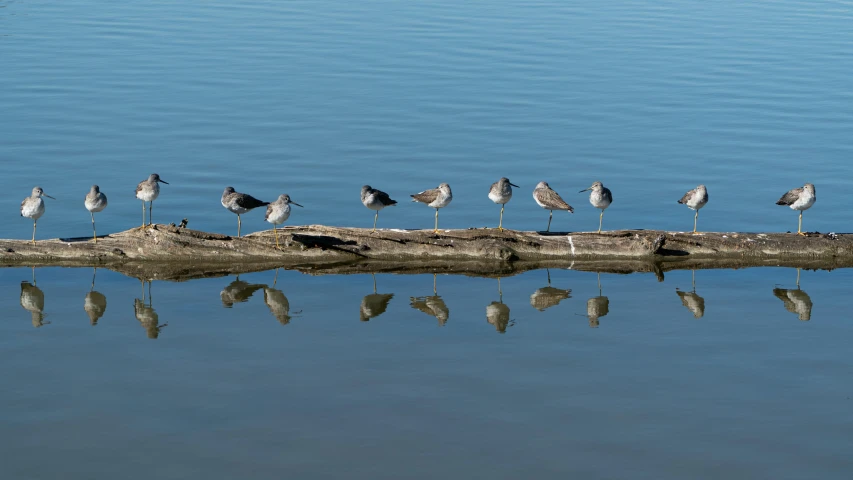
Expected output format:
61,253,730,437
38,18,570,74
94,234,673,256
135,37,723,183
410,295,450,326
220,276,265,308
532,181,574,232
20,186,55,245
265,194,303,248
675,270,704,318
776,183,815,235
773,287,813,321
360,273,394,321
579,181,613,233
361,185,397,233
84,185,108,243
20,280,47,328
264,286,293,325
529,269,571,311
410,183,453,233
85,290,108,326
221,187,270,238
135,173,168,227
488,177,519,231
677,185,708,234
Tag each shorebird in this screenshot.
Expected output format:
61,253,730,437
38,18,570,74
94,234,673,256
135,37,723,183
360,274,393,321
486,278,511,333
488,177,519,231
265,194,303,248
20,280,47,328
776,183,815,235
361,185,397,233
676,270,705,318
84,185,108,243
221,187,269,238
529,268,571,311
20,186,55,245
533,182,573,232
677,185,708,234
84,268,107,326
579,181,612,233
411,183,453,233
135,173,168,227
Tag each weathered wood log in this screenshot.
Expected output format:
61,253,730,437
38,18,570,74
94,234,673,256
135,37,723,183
0,224,850,281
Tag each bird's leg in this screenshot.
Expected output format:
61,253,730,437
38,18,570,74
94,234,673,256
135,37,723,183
237,214,242,238
141,201,146,228
372,273,377,293
273,225,280,249
498,277,503,301
597,272,602,295
372,211,378,233
547,210,553,232
434,208,439,233
31,219,37,245
797,211,805,235
598,211,604,234
148,202,153,226
91,267,97,291
273,267,279,287
691,269,696,292
692,210,699,234
498,205,505,231
796,267,801,288
546,268,552,286
433,273,437,295
91,211,97,242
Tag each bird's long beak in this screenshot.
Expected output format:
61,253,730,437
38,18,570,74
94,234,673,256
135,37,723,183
579,187,590,193
43,194,56,200
158,179,169,184
509,182,519,188
291,202,303,208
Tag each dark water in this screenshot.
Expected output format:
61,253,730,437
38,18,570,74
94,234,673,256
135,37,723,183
2,265,853,479
3,0,853,477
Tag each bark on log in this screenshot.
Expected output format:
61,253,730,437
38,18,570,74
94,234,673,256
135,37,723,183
0,224,850,281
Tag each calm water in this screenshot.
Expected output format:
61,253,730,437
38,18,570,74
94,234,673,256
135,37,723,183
3,0,853,477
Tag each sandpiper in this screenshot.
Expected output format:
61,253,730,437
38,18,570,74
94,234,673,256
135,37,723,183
84,185,108,242
579,181,612,233
265,194,303,248
411,183,453,233
135,174,168,227
677,185,708,234
361,185,397,232
488,177,519,231
776,183,815,235
533,181,573,232
20,186,55,245
221,187,269,237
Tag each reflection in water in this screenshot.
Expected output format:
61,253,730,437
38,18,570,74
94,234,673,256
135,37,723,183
135,280,166,339
264,269,293,325
586,273,609,328
530,268,571,311
84,268,107,325
221,276,265,308
675,270,705,319
360,273,394,322
410,274,449,326
486,277,512,333
773,269,812,321
20,271,48,328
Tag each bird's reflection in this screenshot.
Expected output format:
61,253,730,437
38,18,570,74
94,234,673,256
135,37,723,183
220,275,265,308
264,268,294,325
135,280,166,339
486,277,512,333
586,272,609,328
530,268,571,311
84,268,108,325
20,267,48,328
676,270,705,319
360,273,394,321
773,268,812,321
410,273,450,326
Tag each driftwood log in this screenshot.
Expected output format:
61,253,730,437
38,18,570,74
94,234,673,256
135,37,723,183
0,224,851,281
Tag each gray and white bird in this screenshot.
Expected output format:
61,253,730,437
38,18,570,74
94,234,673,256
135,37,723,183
221,186,269,238
579,181,613,233
84,185,108,243
533,181,574,232
677,184,708,234
776,183,815,235
411,183,453,233
361,185,397,233
488,177,519,231
20,186,55,245
265,194,303,248
20,280,47,328
264,286,293,325
135,173,168,227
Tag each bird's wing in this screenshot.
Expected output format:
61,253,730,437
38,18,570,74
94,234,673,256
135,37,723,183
539,187,572,211
264,203,274,221
235,194,269,209
135,181,144,195
411,188,439,204
374,189,397,206
776,187,803,206
677,188,695,204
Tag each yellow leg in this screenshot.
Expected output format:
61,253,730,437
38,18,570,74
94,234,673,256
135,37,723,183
434,208,439,233
273,225,280,248
32,219,37,245
547,210,553,232
91,212,97,242
797,211,805,235
598,210,604,233
372,211,378,233
692,210,699,234
498,205,504,231
237,215,242,238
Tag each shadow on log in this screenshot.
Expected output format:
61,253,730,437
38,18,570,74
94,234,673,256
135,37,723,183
0,224,851,281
